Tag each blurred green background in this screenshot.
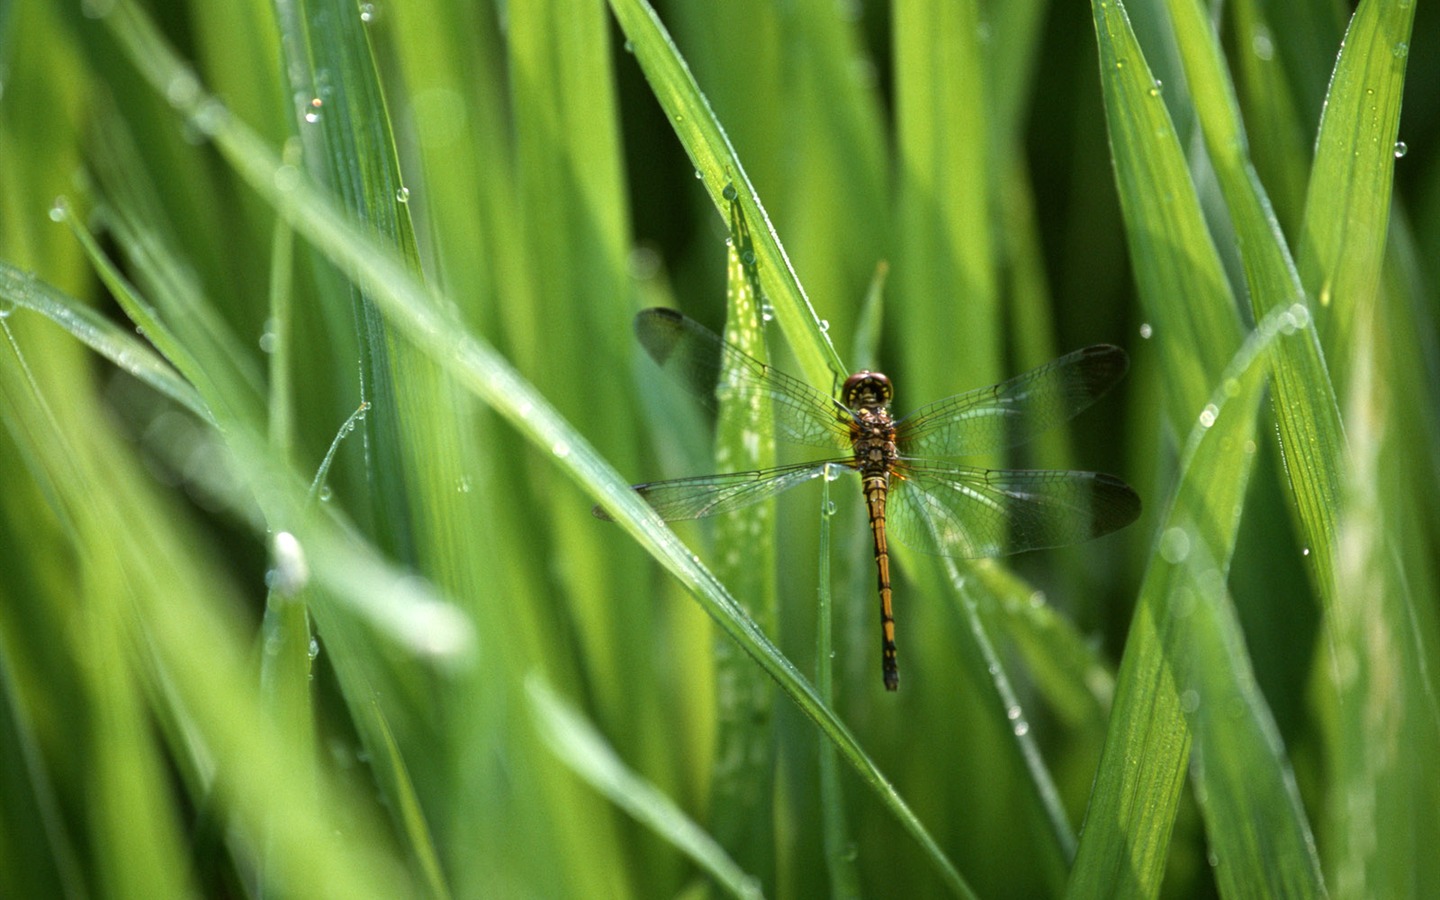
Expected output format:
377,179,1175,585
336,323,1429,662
1,0,1436,897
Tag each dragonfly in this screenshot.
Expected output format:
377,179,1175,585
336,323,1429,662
597,307,1141,691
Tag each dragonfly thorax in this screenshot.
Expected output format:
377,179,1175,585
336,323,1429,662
842,371,892,410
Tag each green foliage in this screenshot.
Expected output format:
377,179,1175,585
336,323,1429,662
1,0,1435,897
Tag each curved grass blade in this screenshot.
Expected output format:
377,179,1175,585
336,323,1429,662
527,677,764,900
606,0,844,389
0,263,211,423
708,200,779,883
99,8,973,894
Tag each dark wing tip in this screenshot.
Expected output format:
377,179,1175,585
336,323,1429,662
1089,472,1142,537
634,307,687,365
1078,344,1130,392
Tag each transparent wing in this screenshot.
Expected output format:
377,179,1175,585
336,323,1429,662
593,460,851,521
896,345,1129,458
635,307,851,450
886,463,1141,558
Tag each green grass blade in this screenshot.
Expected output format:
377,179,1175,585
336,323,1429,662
607,0,846,386
0,263,211,422
1172,312,1325,900
892,0,999,402
815,467,862,899
1069,0,1244,891
527,676,764,900
99,11,974,893
1302,15,1438,892
708,201,780,881
1088,0,1244,433
1299,0,1415,364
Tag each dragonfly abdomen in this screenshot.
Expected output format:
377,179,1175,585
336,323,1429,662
861,474,899,691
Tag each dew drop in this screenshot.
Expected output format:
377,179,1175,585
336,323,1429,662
49,197,71,222
1138,322,1153,339
1252,28,1274,61
1159,526,1191,564
396,186,411,203
359,2,376,23
1198,403,1218,428
304,97,323,123
1394,141,1408,159
552,441,571,459
319,485,334,502
309,638,321,660
274,164,302,193
1392,42,1409,60
1301,546,1311,557
1149,79,1163,97
819,319,830,333
1013,721,1030,737
722,183,738,201
1006,704,1022,720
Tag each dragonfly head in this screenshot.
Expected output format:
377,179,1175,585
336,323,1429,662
842,371,892,409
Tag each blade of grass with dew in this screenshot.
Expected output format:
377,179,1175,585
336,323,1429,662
0,267,472,665
815,465,862,899
80,88,462,893
272,2,531,890
506,3,677,833
607,0,844,388
972,563,1113,742
1165,311,1326,900
1065,309,1303,898
1091,0,1244,426
1163,0,1346,603
379,4,645,889
1171,0,1435,894
527,676,764,900
0,262,210,422
1299,0,1414,368
708,198,780,883
1301,14,1438,889
101,6,975,894
1230,0,1311,231
1068,0,1248,893
0,297,424,898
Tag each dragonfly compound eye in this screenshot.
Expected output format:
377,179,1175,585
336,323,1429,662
842,371,893,408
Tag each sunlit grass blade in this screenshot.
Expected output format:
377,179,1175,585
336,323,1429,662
1089,0,1244,425
708,200,779,880
0,262,210,422
527,676,764,900
98,8,974,893
815,467,862,899
892,0,998,402
606,0,844,386
0,301,422,898
1163,0,1347,620
1068,0,1245,892
1305,9,1439,874
1298,0,1415,363
1066,307,1310,898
